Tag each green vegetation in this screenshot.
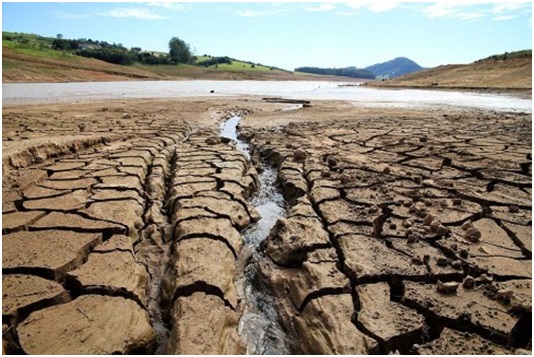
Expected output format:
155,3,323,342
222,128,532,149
476,49,532,63
295,66,375,79
195,55,291,73
2,31,289,75
168,37,193,64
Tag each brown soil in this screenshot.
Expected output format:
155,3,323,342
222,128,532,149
368,57,532,97
2,48,362,83
2,97,531,354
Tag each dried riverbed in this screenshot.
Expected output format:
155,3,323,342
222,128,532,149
2,96,532,354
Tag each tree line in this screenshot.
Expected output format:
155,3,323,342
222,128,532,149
295,66,375,79
49,35,194,66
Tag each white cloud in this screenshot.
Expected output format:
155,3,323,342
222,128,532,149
419,3,482,20
305,3,336,12
98,8,168,20
236,9,285,17
490,3,530,15
52,11,92,19
146,2,190,12
345,2,400,13
419,2,530,21
493,15,517,21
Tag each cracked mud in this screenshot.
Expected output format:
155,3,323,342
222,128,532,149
2,98,531,354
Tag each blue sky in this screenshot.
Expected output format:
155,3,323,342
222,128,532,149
2,2,532,70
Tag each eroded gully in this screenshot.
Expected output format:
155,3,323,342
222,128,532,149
220,116,290,354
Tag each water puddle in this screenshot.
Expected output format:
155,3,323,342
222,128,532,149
220,116,290,354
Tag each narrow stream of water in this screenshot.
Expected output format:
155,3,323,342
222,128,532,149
221,116,290,354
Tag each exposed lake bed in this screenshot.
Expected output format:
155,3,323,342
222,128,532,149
2,84,532,354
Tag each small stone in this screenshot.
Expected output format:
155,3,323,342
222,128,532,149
293,150,307,162
451,260,462,270
465,227,482,242
452,198,462,206
437,281,459,294
475,274,493,284
206,137,220,145
402,219,413,228
436,257,449,267
413,176,422,184
462,275,475,289
436,224,449,237
508,205,520,213
389,222,397,230
407,233,419,244
496,289,514,302
461,220,474,231
459,249,469,259
383,166,391,174
423,214,435,226
321,170,331,178
429,220,440,233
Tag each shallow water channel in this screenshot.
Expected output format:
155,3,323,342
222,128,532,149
220,117,290,354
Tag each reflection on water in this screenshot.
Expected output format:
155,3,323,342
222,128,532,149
3,80,531,112
221,116,290,355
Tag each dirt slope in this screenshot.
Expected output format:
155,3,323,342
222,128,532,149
371,57,532,90
2,48,359,83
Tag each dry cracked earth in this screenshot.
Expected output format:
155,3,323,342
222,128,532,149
2,98,532,354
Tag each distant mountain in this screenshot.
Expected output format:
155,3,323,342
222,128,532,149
365,57,423,79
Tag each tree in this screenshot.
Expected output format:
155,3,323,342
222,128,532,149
168,37,193,64
56,33,63,40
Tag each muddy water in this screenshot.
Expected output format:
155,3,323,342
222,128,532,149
3,80,531,112
221,117,290,354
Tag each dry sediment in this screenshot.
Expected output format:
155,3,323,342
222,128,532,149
240,108,532,354
2,98,532,354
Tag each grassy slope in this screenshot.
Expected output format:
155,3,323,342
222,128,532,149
2,32,366,83
370,50,532,90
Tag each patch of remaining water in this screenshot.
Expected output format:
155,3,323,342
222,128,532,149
221,116,290,354
220,116,250,159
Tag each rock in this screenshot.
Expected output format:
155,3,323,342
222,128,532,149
437,280,459,294
2,274,70,324
270,249,349,310
415,327,511,354
81,200,144,242
423,214,435,226
264,216,330,266
295,294,378,354
29,211,126,235
293,150,307,162
475,274,493,284
508,205,520,213
496,289,514,302
166,292,244,355
174,217,242,256
340,235,426,282
356,282,425,353
3,230,102,281
23,190,90,211
206,136,220,145
405,281,519,343
462,275,475,289
18,295,155,354
162,238,238,309
436,257,449,267
2,210,46,234
465,227,482,242
66,250,149,306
